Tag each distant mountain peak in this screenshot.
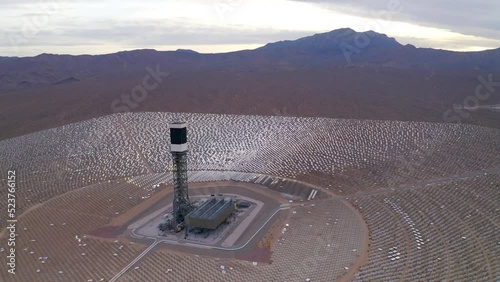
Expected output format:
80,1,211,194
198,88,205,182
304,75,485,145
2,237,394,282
322,27,356,35
175,49,198,54
116,49,157,54
259,28,401,55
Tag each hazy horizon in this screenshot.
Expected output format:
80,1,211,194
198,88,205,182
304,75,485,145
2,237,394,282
2,0,500,57
3,30,500,58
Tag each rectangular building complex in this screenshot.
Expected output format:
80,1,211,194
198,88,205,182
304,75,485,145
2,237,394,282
185,197,235,230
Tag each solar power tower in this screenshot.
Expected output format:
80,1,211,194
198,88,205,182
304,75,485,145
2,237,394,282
170,122,191,224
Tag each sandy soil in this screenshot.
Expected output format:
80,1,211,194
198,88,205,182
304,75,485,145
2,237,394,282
3,64,499,142
110,184,174,227
336,200,371,282
258,216,284,250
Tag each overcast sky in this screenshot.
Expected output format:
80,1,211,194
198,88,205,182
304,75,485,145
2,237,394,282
1,0,499,56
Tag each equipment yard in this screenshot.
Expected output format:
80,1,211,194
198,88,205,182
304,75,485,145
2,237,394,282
130,183,278,249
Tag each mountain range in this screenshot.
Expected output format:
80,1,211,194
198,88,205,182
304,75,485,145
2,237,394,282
0,28,499,140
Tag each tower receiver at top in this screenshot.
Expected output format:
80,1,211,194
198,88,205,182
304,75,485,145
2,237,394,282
170,122,188,152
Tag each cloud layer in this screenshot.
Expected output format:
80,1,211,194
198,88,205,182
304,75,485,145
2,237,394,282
1,0,499,56
292,0,500,40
